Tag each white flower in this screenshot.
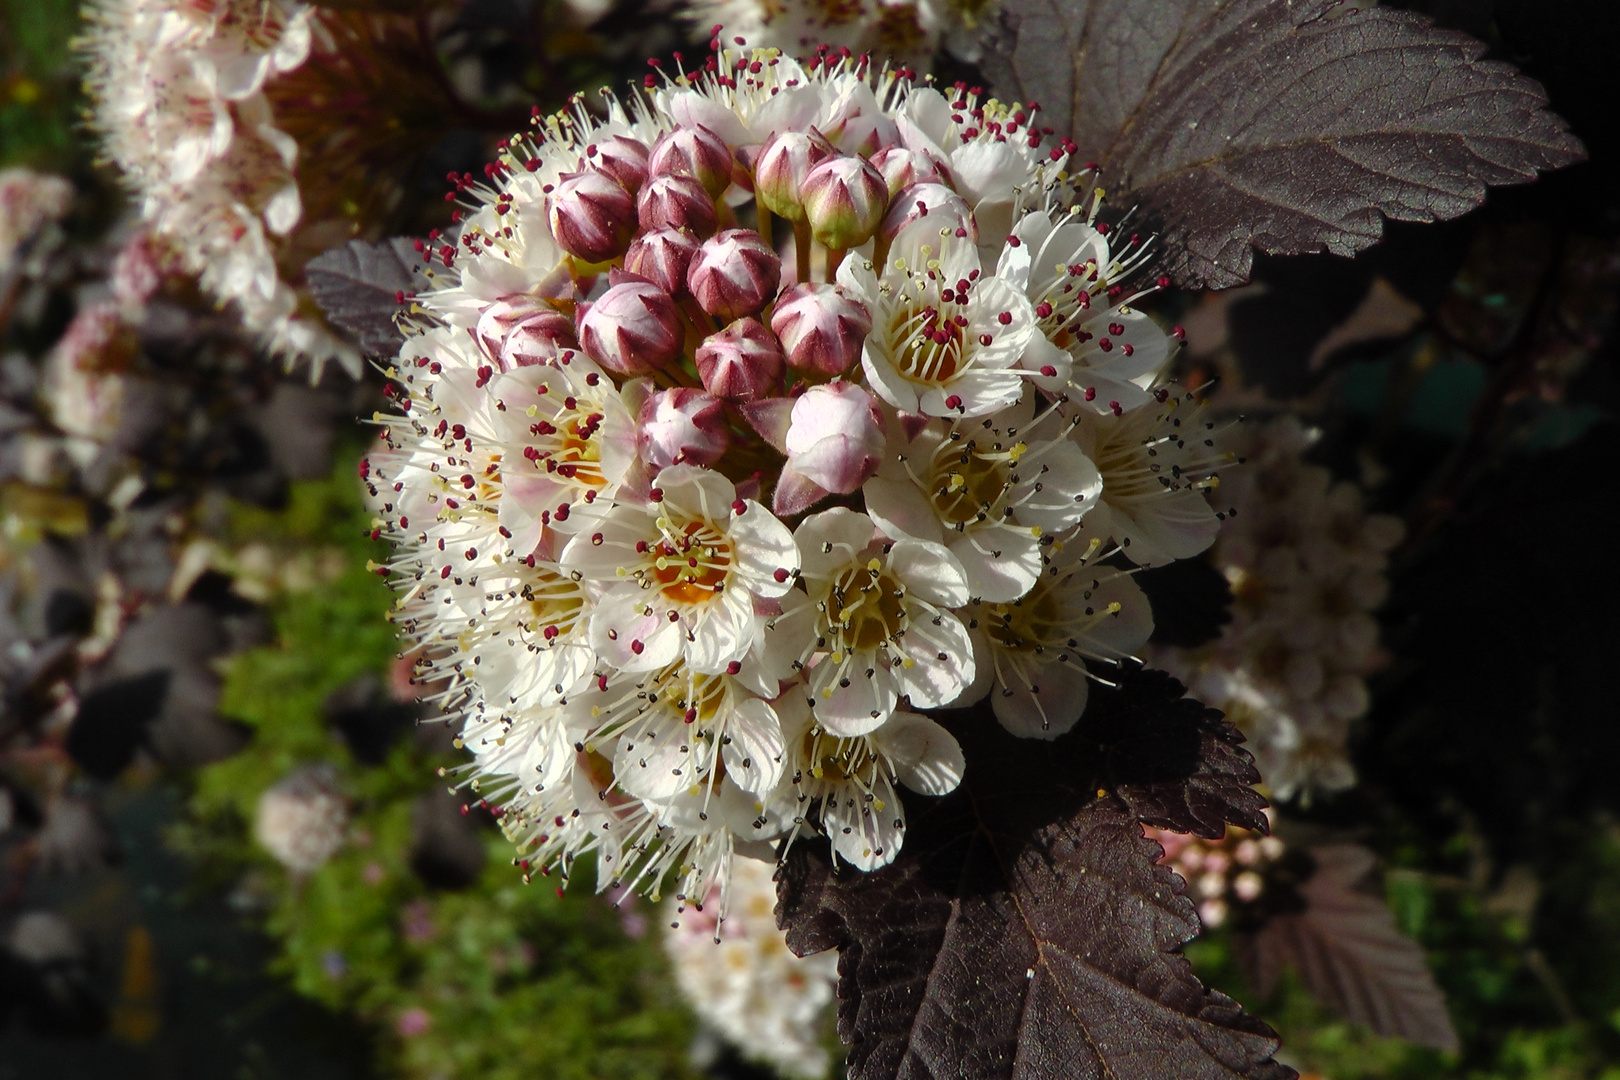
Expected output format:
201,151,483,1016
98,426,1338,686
778,695,964,870
997,207,1174,413
862,391,1100,601
766,507,974,735
255,765,347,873
81,0,357,377
1068,388,1230,566
958,541,1153,739
664,856,838,1080
562,464,799,675
1145,415,1403,799
0,168,73,278
840,227,1039,417
368,42,1127,916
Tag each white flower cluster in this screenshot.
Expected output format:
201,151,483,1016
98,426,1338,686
367,40,1227,919
0,168,73,279
1146,822,1282,930
664,856,838,1079
81,0,360,378
1148,416,1403,800
255,764,349,874
680,0,995,71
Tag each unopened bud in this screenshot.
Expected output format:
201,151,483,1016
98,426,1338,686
578,281,682,376
638,387,729,468
869,145,949,196
623,227,701,297
476,298,578,370
801,155,889,249
784,381,884,494
647,125,733,198
687,229,782,322
879,182,976,245
754,130,836,223
592,134,650,195
637,173,718,238
548,169,635,263
770,283,872,377
695,318,784,402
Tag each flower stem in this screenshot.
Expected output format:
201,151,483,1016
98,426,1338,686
793,220,811,287
825,248,846,283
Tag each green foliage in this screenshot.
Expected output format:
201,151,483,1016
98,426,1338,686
1187,826,1620,1080
1,0,87,169
182,458,697,1080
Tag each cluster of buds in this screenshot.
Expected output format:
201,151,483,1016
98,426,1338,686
367,36,1229,921
663,856,838,1079
1146,822,1285,930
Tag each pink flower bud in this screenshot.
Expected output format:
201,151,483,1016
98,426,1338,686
647,125,733,198
623,227,701,297
638,387,730,469
784,381,884,494
801,155,889,249
869,146,949,196
636,173,717,238
769,283,872,377
577,281,682,375
686,229,782,322
590,134,650,195
476,298,578,370
879,182,976,245
548,169,635,263
695,317,784,402
753,130,836,223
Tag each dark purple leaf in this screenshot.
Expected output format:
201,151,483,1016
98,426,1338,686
1235,845,1459,1052
777,668,1288,1080
304,238,424,356
1134,557,1234,649
981,0,1584,288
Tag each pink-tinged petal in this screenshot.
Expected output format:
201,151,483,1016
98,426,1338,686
894,609,974,708
588,589,682,671
887,539,969,608
794,508,879,580
614,717,698,802
1015,440,1102,533
863,475,945,546
730,503,799,595
721,697,785,796
992,655,1091,741
875,712,965,796
811,659,898,737
826,770,904,870
949,529,1042,604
